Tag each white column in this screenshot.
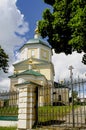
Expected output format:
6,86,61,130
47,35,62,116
17,84,37,130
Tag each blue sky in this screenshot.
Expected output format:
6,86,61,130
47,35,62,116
16,0,51,39
0,0,86,90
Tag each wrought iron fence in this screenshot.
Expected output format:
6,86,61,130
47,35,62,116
37,79,86,129
0,78,86,129
0,90,19,121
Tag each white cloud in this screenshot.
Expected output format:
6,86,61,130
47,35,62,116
0,0,29,62
52,51,86,82
0,0,29,90
0,78,10,91
0,0,86,91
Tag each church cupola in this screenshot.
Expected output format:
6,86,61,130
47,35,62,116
34,22,41,39
9,21,55,92
18,22,52,62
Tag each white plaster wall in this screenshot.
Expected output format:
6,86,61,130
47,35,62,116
20,47,28,61
0,121,17,127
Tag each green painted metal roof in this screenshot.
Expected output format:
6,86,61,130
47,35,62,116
54,82,68,88
20,38,51,50
18,69,43,76
9,74,17,78
27,38,49,45
9,69,44,78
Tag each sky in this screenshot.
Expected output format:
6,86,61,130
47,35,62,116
0,0,86,91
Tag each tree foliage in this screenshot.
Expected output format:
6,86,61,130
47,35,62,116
38,0,86,63
72,91,78,99
82,54,86,65
0,46,9,73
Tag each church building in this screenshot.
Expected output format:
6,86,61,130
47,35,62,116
9,23,55,106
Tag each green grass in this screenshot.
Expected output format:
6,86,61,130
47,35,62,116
0,105,79,123
0,106,18,116
0,127,16,130
38,105,79,122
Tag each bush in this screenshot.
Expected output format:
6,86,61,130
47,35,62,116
53,101,65,106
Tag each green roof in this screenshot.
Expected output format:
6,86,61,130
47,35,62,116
54,82,68,88
18,69,43,76
20,38,51,50
9,69,44,78
27,38,49,46
9,74,17,78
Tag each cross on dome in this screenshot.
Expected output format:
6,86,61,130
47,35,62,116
34,21,41,39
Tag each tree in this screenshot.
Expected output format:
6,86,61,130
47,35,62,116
38,0,86,62
82,54,86,64
72,91,78,99
0,46,9,73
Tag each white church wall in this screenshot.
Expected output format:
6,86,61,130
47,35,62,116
20,47,28,61
18,78,25,84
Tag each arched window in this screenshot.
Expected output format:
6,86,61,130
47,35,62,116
58,95,61,101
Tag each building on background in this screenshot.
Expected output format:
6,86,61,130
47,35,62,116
53,82,69,105
9,23,69,107
9,23,55,106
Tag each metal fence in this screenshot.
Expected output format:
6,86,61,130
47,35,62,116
0,79,86,129
0,90,18,121
37,79,86,129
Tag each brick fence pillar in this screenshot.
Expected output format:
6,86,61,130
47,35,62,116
16,83,38,130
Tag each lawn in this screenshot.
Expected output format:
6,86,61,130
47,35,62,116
0,106,18,121
0,106,18,116
38,105,78,122
0,105,79,124
0,127,16,130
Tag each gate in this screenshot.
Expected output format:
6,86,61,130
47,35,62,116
36,79,86,129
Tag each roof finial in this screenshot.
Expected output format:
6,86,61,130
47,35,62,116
34,21,41,39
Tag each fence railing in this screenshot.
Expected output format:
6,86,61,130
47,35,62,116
0,90,19,120
37,79,86,128
0,78,86,128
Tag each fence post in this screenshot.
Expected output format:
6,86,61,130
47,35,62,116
16,83,38,130
69,65,75,127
